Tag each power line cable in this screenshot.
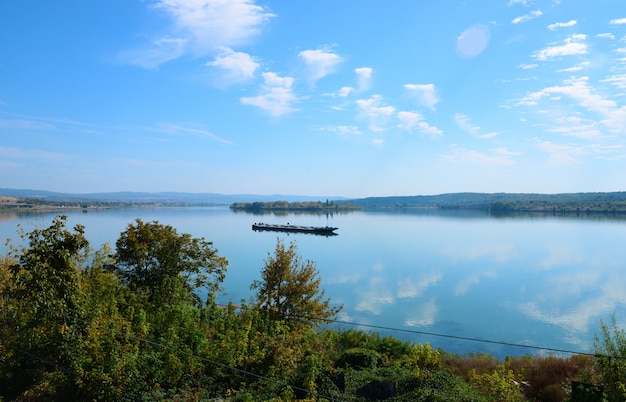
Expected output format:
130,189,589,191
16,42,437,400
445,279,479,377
287,314,598,357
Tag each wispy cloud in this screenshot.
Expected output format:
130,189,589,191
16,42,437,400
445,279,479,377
240,72,298,117
533,139,585,165
356,95,395,131
119,37,187,69
454,113,499,138
441,145,518,166
157,123,233,144
123,0,274,68
508,0,531,5
602,74,626,89
532,34,587,60
556,61,589,72
547,20,576,30
596,33,615,40
517,76,626,133
518,63,538,69
355,67,373,92
404,83,439,110
610,18,626,25
512,10,542,24
404,298,438,327
397,111,442,136
320,125,363,137
299,47,343,83
0,146,65,161
397,273,442,299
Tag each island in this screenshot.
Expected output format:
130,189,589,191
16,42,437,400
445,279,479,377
230,200,363,212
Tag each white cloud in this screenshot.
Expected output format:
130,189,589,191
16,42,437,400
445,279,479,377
157,123,233,144
547,20,576,30
332,67,372,98
337,86,354,97
508,0,531,5
356,95,395,131
532,34,587,60
534,139,585,165
0,146,65,161
517,76,626,133
602,74,626,89
512,10,542,24
322,125,363,136
397,111,443,136
596,33,615,40
556,61,589,72
404,83,439,110
154,0,274,52
206,47,259,83
610,18,626,25
125,0,274,68
355,67,373,91
455,113,499,139
120,36,188,69
518,63,538,69
404,298,438,327
440,145,517,166
397,273,442,299
546,121,602,140
240,72,298,117
299,48,343,83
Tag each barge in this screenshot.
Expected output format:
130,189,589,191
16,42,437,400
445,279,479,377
252,223,338,235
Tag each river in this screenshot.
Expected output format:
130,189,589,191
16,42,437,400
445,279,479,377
2,206,625,359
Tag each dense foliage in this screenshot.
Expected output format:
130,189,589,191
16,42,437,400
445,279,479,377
0,216,617,401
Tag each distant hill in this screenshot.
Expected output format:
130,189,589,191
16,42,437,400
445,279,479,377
0,188,346,205
347,191,626,213
4,189,626,213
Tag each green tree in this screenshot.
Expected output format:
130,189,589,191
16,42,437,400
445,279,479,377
250,238,342,328
1,216,90,399
112,219,228,304
595,315,626,401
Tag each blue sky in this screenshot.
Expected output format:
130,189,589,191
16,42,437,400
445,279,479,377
1,1,626,198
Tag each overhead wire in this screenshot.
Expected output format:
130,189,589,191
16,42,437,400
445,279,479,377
236,308,601,358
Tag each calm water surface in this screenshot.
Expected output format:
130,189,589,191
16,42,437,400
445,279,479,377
2,207,625,359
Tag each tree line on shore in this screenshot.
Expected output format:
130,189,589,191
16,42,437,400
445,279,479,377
2,216,626,401
230,200,362,212
350,192,626,214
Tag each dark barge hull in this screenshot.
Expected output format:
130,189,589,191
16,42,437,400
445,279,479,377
252,224,338,235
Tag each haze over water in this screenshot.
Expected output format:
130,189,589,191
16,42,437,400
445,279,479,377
2,206,625,359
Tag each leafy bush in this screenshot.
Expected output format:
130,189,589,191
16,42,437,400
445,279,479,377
337,347,384,370
595,316,626,401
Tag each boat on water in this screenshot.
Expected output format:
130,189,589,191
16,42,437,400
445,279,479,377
252,222,338,235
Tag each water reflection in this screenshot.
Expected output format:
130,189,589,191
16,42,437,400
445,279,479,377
2,208,626,358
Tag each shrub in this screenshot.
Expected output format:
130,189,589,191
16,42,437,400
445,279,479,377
337,348,384,370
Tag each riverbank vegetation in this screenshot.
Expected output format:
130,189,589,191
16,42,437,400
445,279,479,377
0,216,623,401
230,200,363,213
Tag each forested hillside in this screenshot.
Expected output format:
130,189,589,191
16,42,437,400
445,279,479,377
350,192,626,213
1,216,625,401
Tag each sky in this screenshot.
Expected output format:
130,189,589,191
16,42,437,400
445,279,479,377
1,1,626,198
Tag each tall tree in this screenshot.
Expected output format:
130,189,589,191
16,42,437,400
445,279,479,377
2,216,90,398
251,238,342,328
113,219,228,304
